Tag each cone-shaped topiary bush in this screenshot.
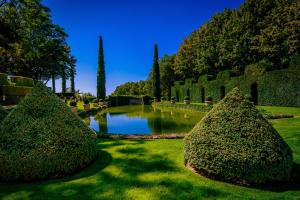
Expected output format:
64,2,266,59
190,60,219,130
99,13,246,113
0,105,7,123
0,83,98,182
0,105,7,122
184,87,293,185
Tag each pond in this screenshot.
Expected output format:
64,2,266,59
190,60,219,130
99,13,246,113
83,105,206,135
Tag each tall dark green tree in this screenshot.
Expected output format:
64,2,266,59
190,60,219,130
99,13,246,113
152,44,161,99
97,36,106,99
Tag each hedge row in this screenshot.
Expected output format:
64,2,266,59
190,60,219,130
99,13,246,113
152,102,212,113
171,56,300,107
10,76,34,87
108,95,143,107
2,85,33,96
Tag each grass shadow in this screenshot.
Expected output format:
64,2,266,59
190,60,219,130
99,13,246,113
97,139,145,149
255,162,300,192
62,150,112,182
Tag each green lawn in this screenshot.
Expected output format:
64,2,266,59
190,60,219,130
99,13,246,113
0,106,300,199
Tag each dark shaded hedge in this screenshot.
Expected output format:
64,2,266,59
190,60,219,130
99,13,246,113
0,105,7,122
184,88,293,185
0,73,9,86
2,85,33,96
0,83,98,182
10,76,34,87
171,55,300,107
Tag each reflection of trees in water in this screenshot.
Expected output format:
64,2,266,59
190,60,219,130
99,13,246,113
84,117,91,126
148,108,202,134
98,113,108,134
148,109,162,134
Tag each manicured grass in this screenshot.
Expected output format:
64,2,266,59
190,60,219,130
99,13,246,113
0,114,299,199
258,106,300,116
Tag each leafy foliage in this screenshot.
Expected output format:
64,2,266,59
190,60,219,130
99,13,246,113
0,83,97,181
174,0,299,81
0,0,76,83
112,80,150,96
113,54,176,97
184,88,293,184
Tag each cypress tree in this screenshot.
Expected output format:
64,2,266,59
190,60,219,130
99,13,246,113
97,36,106,100
51,73,56,93
152,44,161,99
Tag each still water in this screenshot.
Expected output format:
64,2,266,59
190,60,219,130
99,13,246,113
83,105,206,135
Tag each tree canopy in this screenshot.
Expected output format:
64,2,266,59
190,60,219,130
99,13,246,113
0,0,76,83
174,0,299,81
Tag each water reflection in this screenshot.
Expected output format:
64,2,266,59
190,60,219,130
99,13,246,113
97,113,108,134
84,105,205,135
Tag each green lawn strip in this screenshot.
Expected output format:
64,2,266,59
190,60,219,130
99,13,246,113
257,106,300,116
0,115,299,199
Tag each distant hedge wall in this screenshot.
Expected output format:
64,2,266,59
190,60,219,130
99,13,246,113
108,95,144,107
10,76,34,87
1,85,33,105
152,102,212,113
0,73,35,105
171,56,300,107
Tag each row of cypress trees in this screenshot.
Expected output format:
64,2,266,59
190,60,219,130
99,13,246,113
96,36,161,100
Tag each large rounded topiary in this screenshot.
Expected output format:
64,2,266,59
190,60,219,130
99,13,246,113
0,105,7,122
0,83,98,182
184,88,293,185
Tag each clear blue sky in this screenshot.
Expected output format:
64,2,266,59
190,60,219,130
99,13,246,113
43,0,245,95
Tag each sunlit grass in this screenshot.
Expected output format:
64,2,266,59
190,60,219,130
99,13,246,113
1,110,300,199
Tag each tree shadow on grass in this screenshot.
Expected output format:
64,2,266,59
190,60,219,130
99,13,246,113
0,144,230,200
255,162,300,192
61,150,112,182
97,139,145,149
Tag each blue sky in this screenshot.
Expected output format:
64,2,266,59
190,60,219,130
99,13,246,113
43,0,245,95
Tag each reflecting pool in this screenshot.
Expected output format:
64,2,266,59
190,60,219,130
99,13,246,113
83,105,206,135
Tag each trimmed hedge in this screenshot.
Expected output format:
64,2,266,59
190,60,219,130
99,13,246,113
0,73,9,86
10,76,34,87
152,102,212,113
2,85,32,96
108,95,143,106
184,88,293,185
172,57,300,106
0,83,98,182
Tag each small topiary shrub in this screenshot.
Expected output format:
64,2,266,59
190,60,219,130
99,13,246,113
99,99,104,103
69,100,77,107
184,96,190,101
161,97,166,101
83,98,89,105
184,87,293,185
93,99,98,103
0,105,7,122
0,83,98,182
205,96,213,101
171,96,176,101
